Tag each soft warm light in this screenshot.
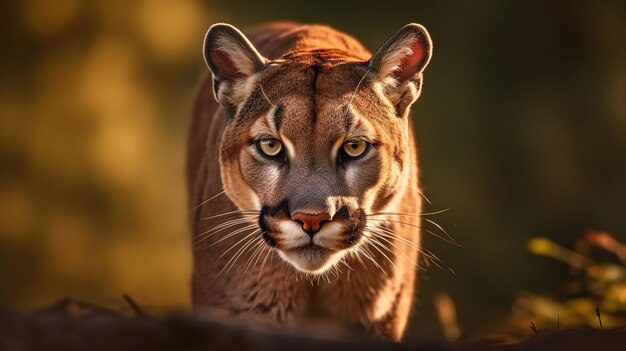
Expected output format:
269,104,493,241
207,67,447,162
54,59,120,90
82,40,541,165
135,0,209,61
21,0,81,37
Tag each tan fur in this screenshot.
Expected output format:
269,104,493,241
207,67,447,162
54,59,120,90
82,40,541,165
188,22,432,341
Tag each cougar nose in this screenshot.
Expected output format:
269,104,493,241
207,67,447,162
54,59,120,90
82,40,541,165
292,212,332,235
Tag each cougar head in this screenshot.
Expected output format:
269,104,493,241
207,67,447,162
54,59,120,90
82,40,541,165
203,23,432,274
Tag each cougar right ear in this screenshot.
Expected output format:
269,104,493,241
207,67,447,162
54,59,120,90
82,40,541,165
203,23,267,109
368,23,432,118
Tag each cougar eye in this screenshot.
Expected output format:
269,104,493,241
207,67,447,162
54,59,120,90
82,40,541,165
342,140,369,158
257,139,283,157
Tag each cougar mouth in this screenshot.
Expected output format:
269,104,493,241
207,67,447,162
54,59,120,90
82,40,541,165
279,244,342,273
258,205,366,274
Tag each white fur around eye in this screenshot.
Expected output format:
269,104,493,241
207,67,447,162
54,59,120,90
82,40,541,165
266,165,281,185
280,135,296,159
344,164,358,185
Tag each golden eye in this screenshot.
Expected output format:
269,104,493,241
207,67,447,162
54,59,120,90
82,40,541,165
342,140,368,158
257,139,283,157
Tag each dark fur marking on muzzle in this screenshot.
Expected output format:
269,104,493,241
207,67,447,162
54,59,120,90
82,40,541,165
262,231,277,247
259,199,290,246
337,207,366,248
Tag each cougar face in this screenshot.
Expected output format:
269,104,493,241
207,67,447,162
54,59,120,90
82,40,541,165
205,24,431,274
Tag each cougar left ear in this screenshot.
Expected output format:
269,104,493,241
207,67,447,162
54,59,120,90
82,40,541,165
203,23,268,110
369,23,432,118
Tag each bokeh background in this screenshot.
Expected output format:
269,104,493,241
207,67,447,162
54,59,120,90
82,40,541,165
1,0,624,339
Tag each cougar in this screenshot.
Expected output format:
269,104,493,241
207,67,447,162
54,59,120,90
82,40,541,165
187,21,432,340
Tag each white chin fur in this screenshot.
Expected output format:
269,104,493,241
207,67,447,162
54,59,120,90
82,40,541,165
276,220,347,274
278,249,344,274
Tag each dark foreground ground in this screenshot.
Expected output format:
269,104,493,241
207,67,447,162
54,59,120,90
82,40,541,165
1,299,624,351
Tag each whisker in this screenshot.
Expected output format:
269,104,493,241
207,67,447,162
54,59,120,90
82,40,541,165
197,218,251,238
252,239,270,275
220,234,261,276
190,190,226,212
368,224,421,249
235,238,265,274
197,215,256,234
219,240,254,276
260,85,276,108
201,210,258,220
423,208,451,216
372,227,437,260
365,227,420,269
367,208,450,217
206,225,258,248
257,248,273,281
366,218,463,247
285,265,297,283
422,217,455,242
323,271,331,284
373,230,420,252
346,67,372,110
359,245,386,274
193,220,255,245
332,263,342,277
365,235,398,271
367,224,454,273
196,213,258,241
375,234,421,268
214,230,260,265
421,246,456,274
406,185,432,205
244,241,266,273
339,258,354,271
350,248,365,266
376,231,452,273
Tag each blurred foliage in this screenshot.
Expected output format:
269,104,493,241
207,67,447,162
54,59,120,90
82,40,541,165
0,0,214,310
0,0,624,339
497,231,626,335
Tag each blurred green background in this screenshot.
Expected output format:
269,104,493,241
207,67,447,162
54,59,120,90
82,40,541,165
1,0,624,338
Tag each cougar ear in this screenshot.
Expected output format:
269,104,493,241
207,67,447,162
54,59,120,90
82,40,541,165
368,23,432,118
203,23,267,109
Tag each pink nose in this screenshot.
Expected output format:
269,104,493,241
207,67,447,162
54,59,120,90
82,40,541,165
292,212,332,234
